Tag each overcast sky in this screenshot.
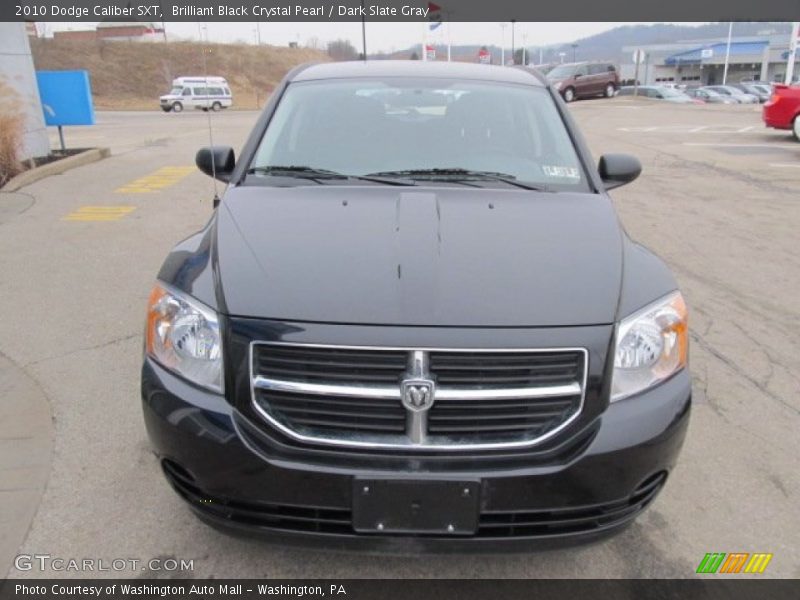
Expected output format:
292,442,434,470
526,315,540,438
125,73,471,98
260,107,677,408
46,22,709,53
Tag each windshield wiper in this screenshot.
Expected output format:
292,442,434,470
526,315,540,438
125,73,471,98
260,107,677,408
365,168,551,191
246,165,345,181
246,165,415,186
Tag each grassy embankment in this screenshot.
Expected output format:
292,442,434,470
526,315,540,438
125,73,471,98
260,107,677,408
30,38,330,110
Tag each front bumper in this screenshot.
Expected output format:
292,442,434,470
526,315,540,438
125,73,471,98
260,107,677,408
142,358,690,551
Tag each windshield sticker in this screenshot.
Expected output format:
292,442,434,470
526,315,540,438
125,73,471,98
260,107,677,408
542,165,580,179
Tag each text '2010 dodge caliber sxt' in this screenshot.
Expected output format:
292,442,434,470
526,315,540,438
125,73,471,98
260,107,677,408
141,61,690,550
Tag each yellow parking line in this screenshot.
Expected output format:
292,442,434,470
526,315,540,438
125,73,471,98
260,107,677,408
115,166,195,194
63,206,137,222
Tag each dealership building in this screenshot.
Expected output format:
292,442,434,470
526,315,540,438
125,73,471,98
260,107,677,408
620,33,798,85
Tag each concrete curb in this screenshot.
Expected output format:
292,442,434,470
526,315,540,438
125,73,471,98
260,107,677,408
1,147,111,193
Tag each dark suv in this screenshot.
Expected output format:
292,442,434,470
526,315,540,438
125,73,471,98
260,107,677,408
142,61,690,551
546,61,619,102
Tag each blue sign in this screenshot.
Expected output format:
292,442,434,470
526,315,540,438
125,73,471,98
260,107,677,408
36,70,95,127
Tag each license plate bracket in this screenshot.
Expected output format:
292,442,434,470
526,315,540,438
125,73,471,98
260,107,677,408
352,478,480,535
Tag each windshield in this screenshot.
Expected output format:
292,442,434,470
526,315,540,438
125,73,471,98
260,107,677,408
546,65,576,80
251,78,588,191
170,86,182,95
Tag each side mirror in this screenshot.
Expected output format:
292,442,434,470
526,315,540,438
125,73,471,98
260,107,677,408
574,72,583,79
196,146,235,183
598,153,641,190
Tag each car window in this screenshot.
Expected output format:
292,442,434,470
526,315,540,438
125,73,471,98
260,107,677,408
182,88,192,97
252,78,589,191
546,64,576,79
587,65,603,75
575,65,588,76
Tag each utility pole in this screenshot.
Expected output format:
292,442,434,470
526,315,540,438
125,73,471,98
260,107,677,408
256,23,261,45
571,43,578,63
722,21,733,85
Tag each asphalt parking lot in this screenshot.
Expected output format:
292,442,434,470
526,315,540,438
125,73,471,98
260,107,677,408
1,98,798,579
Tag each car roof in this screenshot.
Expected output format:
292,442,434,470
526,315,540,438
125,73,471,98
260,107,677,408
291,60,546,87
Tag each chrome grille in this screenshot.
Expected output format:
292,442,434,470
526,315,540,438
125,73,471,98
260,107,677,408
250,343,587,451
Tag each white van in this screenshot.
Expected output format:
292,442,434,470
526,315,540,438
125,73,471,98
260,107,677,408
159,77,233,113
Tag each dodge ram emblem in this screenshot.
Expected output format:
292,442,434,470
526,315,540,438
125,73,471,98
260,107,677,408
401,379,435,411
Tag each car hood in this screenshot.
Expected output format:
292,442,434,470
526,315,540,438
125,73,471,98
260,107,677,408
214,185,623,327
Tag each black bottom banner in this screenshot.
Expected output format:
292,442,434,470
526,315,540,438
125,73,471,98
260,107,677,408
1,580,798,600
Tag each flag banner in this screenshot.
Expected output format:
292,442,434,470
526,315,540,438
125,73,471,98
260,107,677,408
3,0,798,21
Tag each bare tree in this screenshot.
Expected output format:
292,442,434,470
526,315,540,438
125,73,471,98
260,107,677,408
327,39,358,61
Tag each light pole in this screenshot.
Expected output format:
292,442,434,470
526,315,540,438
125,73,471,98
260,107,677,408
522,32,528,65
722,22,733,84
786,21,799,84
571,43,578,62
499,23,507,66
511,20,516,65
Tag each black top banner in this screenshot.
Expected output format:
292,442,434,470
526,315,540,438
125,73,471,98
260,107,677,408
4,0,800,22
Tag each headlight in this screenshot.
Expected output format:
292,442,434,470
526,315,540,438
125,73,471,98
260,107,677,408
554,81,563,90
145,283,223,393
611,291,688,402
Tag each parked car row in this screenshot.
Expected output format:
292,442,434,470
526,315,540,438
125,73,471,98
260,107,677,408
615,83,778,106
618,86,701,104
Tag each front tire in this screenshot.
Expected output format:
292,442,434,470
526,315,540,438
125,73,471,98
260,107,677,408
605,83,616,98
793,115,800,142
161,106,171,113
563,87,575,103
172,102,183,113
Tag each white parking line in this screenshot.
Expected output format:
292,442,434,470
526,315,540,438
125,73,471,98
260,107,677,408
682,142,797,148
618,125,768,134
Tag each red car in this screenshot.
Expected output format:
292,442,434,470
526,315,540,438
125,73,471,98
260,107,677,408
763,84,800,141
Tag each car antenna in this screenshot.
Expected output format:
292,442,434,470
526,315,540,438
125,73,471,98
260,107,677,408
361,0,367,61
199,24,221,208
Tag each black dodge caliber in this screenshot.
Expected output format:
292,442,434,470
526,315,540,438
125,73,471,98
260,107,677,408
142,61,690,550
